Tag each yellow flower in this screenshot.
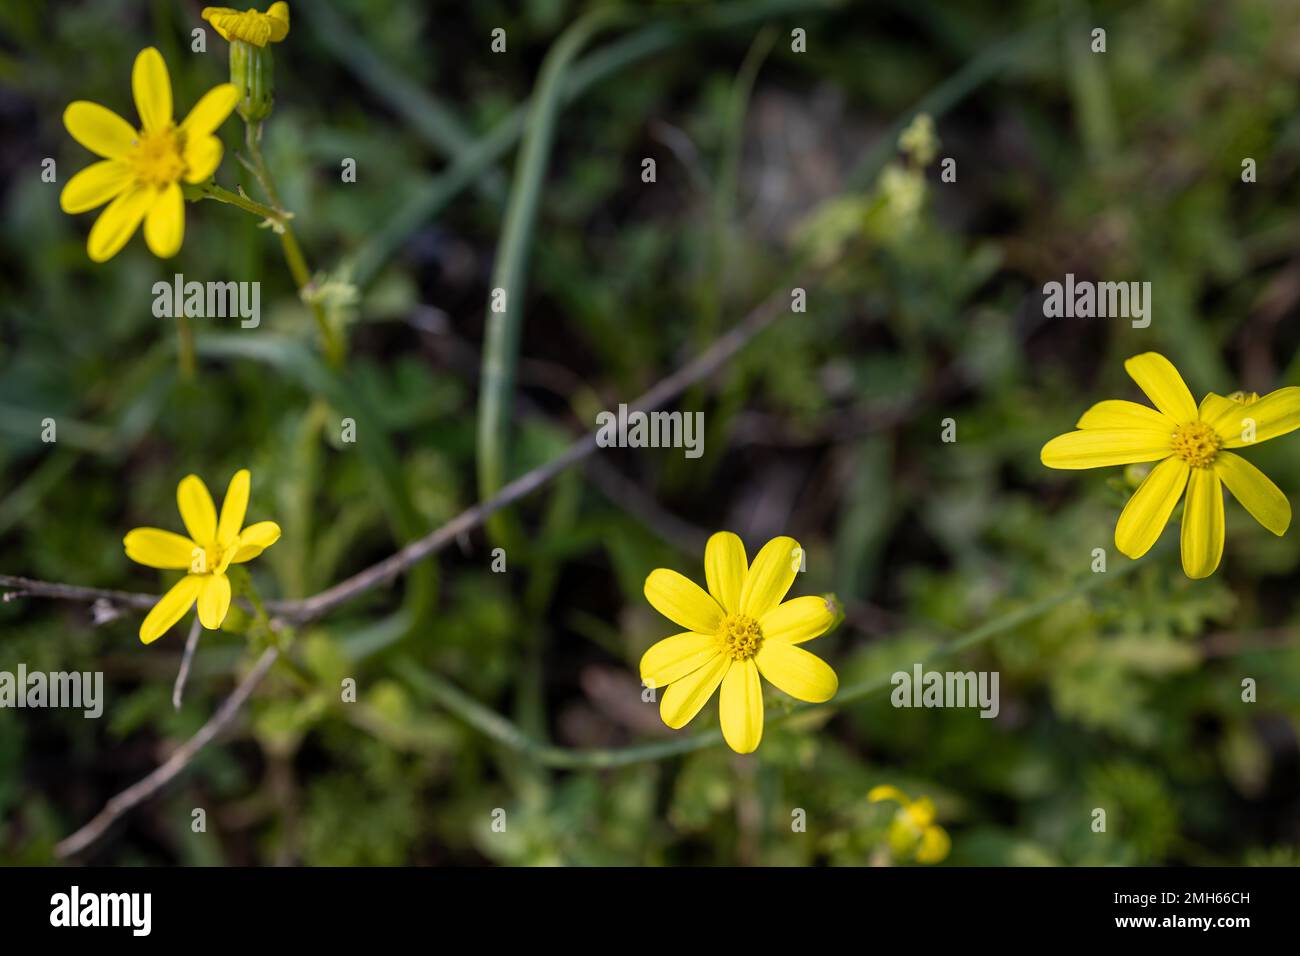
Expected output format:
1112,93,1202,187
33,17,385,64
868,785,951,864
201,3,290,47
640,532,839,754
61,48,239,262
124,470,281,644
1041,352,1300,578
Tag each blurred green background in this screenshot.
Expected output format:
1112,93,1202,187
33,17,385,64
2,0,1299,865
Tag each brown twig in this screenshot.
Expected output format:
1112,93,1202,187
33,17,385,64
55,647,279,859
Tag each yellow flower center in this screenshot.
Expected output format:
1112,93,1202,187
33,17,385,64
196,541,237,575
129,125,187,189
1171,421,1222,467
718,614,763,660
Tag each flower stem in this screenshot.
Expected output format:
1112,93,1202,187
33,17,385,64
242,121,345,368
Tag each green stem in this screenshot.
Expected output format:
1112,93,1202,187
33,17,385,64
396,561,1137,768
477,8,629,540
197,182,285,224
239,121,345,368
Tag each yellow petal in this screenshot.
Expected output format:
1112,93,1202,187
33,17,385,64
1198,392,1238,425
177,474,217,546
231,520,281,562
1076,399,1172,431
217,469,250,547
1215,451,1291,536
132,47,172,132
182,134,224,183
644,568,724,634
719,657,763,754
1181,467,1224,579
1114,456,1189,559
86,185,152,262
738,535,801,618
759,595,835,644
640,632,720,689
1124,352,1198,422
659,653,729,729
60,160,131,213
1205,386,1300,448
704,530,747,614
143,183,184,258
868,785,909,805
201,7,237,42
139,574,202,644
267,1,291,40
916,825,951,863
1040,429,1172,470
63,101,137,159
755,640,838,702
197,573,232,629
180,83,239,139
124,528,200,569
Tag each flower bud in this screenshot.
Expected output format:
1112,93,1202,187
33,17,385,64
229,39,274,123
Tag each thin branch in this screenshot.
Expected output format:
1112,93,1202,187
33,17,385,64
3,288,791,629
55,647,279,859
172,617,203,711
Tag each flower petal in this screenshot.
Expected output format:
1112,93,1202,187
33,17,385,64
124,528,200,569
231,520,281,562
1181,466,1225,579
759,595,835,644
180,83,239,139
640,633,720,689
738,535,801,618
177,474,218,547
132,47,172,132
1076,399,1173,431
1113,456,1189,559
644,568,724,634
139,574,202,644
1124,352,1198,422
755,640,838,703
63,101,137,159
916,826,951,863
1205,386,1300,448
60,160,131,213
704,531,747,614
143,182,184,259
719,657,763,754
659,653,729,729
868,785,909,805
1215,451,1291,536
1040,429,1172,470
267,1,291,40
197,573,232,630
182,134,224,183
217,469,250,547
86,185,152,262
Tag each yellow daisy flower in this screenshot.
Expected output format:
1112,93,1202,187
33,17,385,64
124,469,281,644
60,48,239,262
1041,352,1300,578
640,532,839,754
201,3,291,47
868,785,951,864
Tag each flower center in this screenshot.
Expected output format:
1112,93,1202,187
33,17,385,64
1171,421,1221,467
129,125,187,189
718,614,763,661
